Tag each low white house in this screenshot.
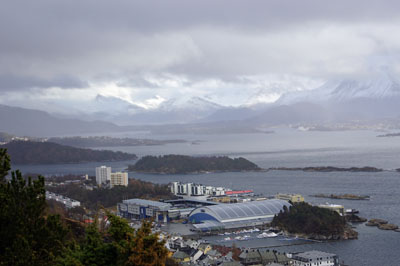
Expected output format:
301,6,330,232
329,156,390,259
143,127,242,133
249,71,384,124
292,250,339,266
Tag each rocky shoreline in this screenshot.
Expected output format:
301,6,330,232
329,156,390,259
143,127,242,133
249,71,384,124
346,214,367,223
366,219,399,232
283,225,358,241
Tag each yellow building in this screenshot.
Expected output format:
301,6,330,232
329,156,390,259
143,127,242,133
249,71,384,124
110,172,128,187
211,196,231,203
172,251,190,262
198,243,212,254
275,193,304,203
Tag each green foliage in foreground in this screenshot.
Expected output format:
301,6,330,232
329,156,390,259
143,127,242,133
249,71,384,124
271,202,346,236
0,161,68,265
129,154,261,174
59,217,169,266
0,148,171,266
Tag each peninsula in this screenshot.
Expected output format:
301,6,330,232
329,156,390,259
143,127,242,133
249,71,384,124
128,154,261,174
268,166,383,172
47,136,187,148
1,141,137,164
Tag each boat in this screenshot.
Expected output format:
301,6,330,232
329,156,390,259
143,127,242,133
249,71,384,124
256,232,278,238
345,208,359,215
257,233,266,239
224,237,232,241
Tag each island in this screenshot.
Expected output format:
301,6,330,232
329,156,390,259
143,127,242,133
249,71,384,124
1,140,137,164
47,136,187,148
271,202,358,240
268,166,383,172
311,193,370,200
127,154,261,174
377,132,400,138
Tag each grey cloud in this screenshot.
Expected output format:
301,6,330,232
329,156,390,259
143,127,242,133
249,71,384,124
1,0,400,108
0,74,88,91
116,77,161,89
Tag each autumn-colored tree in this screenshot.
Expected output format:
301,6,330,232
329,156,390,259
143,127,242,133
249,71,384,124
124,219,168,266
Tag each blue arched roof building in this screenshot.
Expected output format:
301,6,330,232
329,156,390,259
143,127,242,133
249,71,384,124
189,199,290,230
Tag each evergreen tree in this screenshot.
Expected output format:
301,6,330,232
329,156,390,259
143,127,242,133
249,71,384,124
0,148,10,182
0,148,68,266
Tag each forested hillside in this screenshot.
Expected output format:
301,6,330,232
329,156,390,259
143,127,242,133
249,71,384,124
1,141,137,164
128,154,261,174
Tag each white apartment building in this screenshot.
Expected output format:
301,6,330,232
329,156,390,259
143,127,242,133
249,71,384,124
96,166,111,186
170,182,230,197
171,182,205,196
110,172,128,187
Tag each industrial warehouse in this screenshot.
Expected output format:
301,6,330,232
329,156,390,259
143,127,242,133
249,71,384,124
118,199,172,222
188,199,291,231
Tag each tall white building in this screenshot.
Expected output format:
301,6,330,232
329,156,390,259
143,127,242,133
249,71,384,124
96,166,111,186
110,172,128,188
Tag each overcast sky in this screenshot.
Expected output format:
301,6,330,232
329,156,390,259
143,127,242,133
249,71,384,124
1,0,400,113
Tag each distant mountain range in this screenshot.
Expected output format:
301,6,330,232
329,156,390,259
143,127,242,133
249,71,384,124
88,69,400,125
2,69,400,137
0,104,122,137
276,70,400,120
279,70,400,104
77,95,225,125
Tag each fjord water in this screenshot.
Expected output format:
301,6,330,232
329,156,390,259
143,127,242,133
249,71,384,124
15,129,400,265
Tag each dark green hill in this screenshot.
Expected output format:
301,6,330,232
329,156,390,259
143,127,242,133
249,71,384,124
271,202,357,240
128,154,261,174
1,141,137,164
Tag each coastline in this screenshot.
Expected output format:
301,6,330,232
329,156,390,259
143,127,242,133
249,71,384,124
127,168,267,175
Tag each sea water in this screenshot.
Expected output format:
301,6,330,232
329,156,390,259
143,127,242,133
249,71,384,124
14,128,400,265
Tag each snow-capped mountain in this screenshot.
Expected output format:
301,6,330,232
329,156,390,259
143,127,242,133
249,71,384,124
93,94,144,114
244,89,281,107
278,70,400,105
274,69,400,120
137,96,224,124
78,95,226,125
157,96,222,113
